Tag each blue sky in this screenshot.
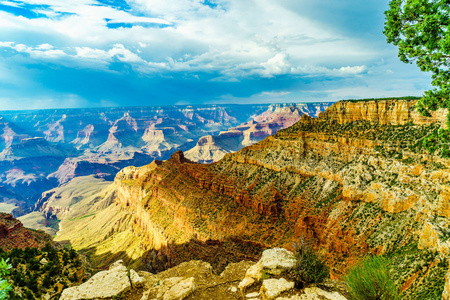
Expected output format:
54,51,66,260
0,0,433,110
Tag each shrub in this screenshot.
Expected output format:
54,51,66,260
345,255,400,300
0,258,12,300
291,237,329,286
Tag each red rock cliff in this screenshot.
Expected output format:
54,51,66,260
100,99,449,298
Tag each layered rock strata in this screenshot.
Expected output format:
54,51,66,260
0,213,54,251
56,99,449,299
0,103,330,215
185,103,332,163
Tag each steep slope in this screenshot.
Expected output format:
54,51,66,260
185,103,332,163
0,213,54,251
0,103,330,216
52,99,450,299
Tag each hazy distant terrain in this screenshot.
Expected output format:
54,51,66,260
0,103,331,216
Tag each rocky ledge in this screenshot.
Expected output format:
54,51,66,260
61,248,347,300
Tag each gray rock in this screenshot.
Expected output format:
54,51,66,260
276,287,348,300
261,278,295,299
260,248,296,275
60,260,143,300
162,277,195,300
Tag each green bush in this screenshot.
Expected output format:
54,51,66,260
291,237,329,286
345,256,400,300
0,258,12,300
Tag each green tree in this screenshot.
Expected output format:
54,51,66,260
384,0,450,114
0,258,12,300
384,0,450,155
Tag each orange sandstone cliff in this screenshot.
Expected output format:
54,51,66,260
0,213,54,251
54,99,450,299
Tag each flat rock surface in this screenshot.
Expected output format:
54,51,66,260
276,287,348,300
60,260,143,300
260,248,296,275
261,278,295,299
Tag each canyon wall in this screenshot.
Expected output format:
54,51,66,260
184,103,332,163
54,99,450,299
0,103,329,216
0,213,54,251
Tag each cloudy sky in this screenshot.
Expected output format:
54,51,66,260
0,0,432,110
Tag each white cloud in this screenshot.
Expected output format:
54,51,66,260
36,43,54,50
1,1,21,7
0,0,378,80
335,65,368,75
260,91,291,97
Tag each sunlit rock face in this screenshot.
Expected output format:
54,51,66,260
0,103,331,215
0,213,54,251
185,103,332,163
61,99,450,299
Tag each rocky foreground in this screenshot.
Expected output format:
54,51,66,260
60,248,347,300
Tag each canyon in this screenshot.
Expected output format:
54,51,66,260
0,103,329,217
0,213,54,251
35,98,450,299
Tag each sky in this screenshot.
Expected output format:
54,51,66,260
0,0,434,110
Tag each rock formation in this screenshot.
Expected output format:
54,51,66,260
60,260,144,300
0,213,54,251
0,103,330,216
51,98,449,299
60,249,347,300
185,103,332,163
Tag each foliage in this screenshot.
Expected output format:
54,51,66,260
290,237,329,286
345,256,400,300
0,244,84,299
384,0,450,156
0,258,12,300
340,96,420,103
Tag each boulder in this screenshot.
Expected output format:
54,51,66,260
162,277,195,300
246,291,260,298
239,276,256,291
260,278,295,299
60,260,143,300
246,261,263,280
143,276,195,300
260,248,296,275
276,287,348,300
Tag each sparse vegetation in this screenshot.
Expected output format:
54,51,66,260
290,237,329,286
345,255,400,300
340,96,420,103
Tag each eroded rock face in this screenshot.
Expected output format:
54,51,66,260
4,103,326,215
60,260,144,300
59,99,450,299
0,213,54,251
323,99,446,126
185,103,332,164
